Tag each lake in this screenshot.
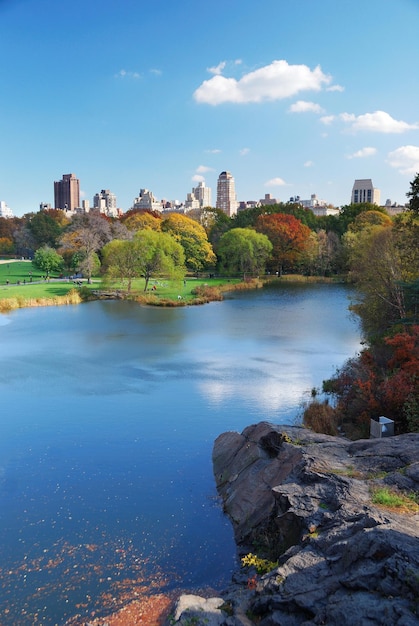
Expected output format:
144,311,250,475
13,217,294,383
0,283,361,624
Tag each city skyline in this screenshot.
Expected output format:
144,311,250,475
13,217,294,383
1,0,418,217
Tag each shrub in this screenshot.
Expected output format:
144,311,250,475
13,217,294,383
190,284,223,301
303,400,339,435
241,553,278,575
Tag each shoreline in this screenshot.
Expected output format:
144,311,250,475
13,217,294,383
0,274,347,315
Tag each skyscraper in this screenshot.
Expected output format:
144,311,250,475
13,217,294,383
54,173,80,211
216,171,237,217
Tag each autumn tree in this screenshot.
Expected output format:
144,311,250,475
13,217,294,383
0,237,15,255
313,229,343,276
254,213,311,275
122,210,162,232
161,213,216,272
59,213,116,283
321,203,419,435
217,228,272,279
347,210,392,233
323,326,419,435
330,202,388,237
59,227,102,283
344,213,419,338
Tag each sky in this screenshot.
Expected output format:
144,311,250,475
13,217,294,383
1,0,419,216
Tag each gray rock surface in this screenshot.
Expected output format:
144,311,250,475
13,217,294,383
168,423,419,625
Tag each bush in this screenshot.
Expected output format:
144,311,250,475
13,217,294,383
190,284,223,301
303,400,339,435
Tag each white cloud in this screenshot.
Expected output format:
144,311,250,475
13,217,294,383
320,115,335,125
387,145,419,174
194,59,332,105
208,61,226,75
115,69,140,79
288,100,325,114
196,165,214,174
304,160,314,167
205,148,221,154
326,84,344,92
347,147,377,159
239,147,250,156
340,110,419,133
150,68,162,76
192,174,205,183
265,177,287,187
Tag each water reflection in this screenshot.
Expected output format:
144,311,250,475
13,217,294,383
0,284,361,624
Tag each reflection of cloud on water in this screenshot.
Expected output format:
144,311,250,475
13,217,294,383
197,357,314,414
199,377,309,413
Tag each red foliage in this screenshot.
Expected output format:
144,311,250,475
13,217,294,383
247,575,258,590
385,325,419,375
255,213,311,272
328,326,419,433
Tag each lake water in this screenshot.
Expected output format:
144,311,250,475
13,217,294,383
0,283,361,624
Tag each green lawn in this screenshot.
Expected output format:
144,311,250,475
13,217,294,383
0,260,79,299
0,260,241,303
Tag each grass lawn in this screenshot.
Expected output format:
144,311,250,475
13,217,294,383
0,260,243,306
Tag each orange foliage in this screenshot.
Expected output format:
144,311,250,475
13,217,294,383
255,213,312,272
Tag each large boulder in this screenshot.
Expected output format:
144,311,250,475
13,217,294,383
213,423,419,625
169,423,419,625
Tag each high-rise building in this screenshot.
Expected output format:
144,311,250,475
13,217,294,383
132,189,162,212
54,173,80,211
351,179,380,205
93,189,118,217
193,181,211,207
216,171,237,217
185,181,212,210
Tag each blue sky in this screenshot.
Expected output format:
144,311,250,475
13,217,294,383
1,0,419,216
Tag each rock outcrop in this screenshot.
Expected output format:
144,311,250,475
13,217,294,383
170,422,419,625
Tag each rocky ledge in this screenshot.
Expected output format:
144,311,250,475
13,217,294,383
169,422,419,626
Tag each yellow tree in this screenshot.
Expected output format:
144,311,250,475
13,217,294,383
122,211,162,232
161,213,216,272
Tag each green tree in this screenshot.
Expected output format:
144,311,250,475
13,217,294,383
334,202,387,237
102,239,142,292
344,220,419,339
135,230,185,291
28,211,63,248
406,172,419,215
102,230,185,292
347,210,392,233
217,228,272,279
161,213,216,272
33,245,64,277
